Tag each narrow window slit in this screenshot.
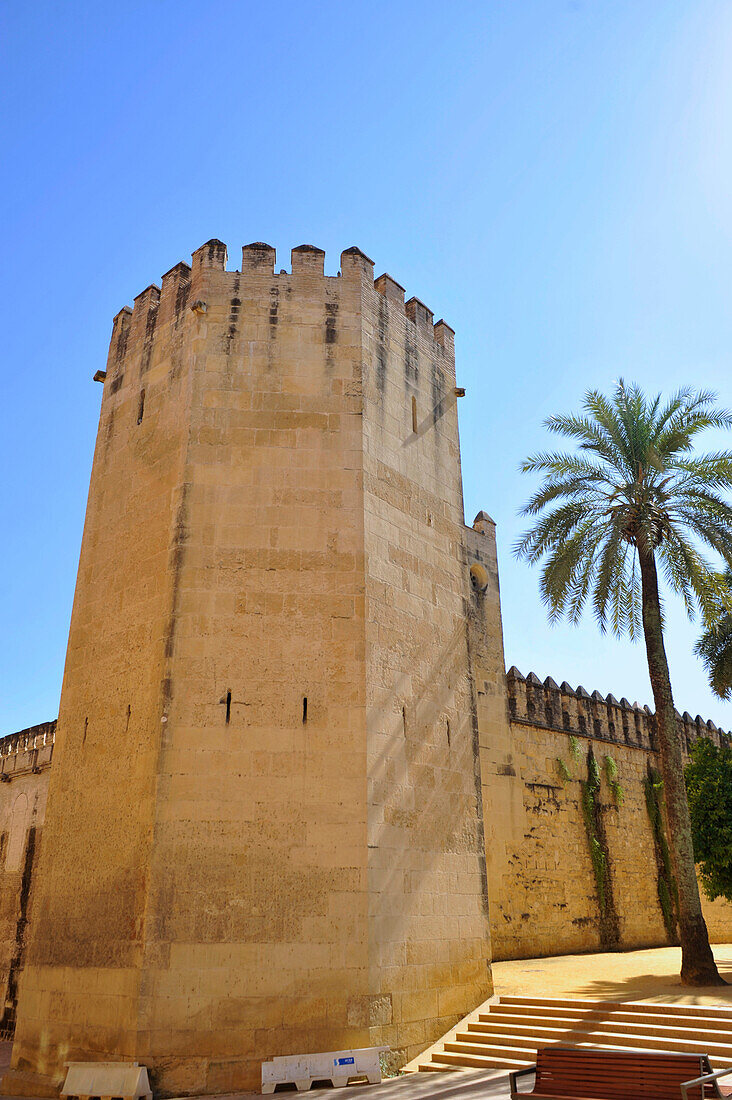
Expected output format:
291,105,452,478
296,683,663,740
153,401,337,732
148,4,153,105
225,691,231,724
82,717,88,745
137,388,146,424
411,395,417,433
402,705,407,735
302,696,308,724
446,719,451,747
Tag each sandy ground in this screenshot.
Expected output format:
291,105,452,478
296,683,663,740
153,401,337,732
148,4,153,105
492,942,732,1006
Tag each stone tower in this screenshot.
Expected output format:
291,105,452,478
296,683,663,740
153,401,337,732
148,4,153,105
7,241,494,1095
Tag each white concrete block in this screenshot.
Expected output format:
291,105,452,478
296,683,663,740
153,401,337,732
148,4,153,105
61,1061,152,1100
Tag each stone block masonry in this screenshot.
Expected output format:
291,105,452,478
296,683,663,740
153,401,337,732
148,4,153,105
5,242,493,1096
0,723,55,1038
488,669,732,961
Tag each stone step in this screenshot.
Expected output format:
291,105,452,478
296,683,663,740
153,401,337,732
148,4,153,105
431,1050,535,1071
445,1040,537,1061
482,1007,730,1029
499,996,732,1020
451,1029,730,1064
442,1038,732,1073
472,1014,732,1046
413,996,732,1075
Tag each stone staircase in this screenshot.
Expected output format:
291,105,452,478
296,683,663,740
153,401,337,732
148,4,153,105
417,996,732,1074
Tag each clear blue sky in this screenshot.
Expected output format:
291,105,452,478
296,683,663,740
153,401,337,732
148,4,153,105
3,0,732,734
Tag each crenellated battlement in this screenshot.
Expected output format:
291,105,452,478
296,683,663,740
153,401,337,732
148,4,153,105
0,720,56,781
506,666,731,754
110,239,453,352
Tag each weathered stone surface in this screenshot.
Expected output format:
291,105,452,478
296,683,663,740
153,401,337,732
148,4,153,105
6,243,492,1094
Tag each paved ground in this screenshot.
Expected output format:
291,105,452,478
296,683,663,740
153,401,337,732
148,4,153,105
178,1071,513,1100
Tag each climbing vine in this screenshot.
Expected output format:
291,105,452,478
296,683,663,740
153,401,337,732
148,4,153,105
643,764,679,941
604,754,625,806
556,757,573,784
580,750,608,914
557,738,620,948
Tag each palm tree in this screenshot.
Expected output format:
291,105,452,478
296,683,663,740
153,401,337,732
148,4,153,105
515,380,732,985
695,570,732,700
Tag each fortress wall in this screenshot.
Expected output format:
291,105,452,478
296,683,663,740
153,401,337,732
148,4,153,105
0,724,54,1034
8,241,494,1096
489,670,732,961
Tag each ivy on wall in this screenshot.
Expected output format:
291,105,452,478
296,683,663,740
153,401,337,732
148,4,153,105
557,737,621,949
604,754,624,806
643,764,679,942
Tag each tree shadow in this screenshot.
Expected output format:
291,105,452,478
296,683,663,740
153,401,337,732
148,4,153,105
571,960,732,1004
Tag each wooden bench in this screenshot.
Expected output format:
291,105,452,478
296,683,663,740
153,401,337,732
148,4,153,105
509,1047,732,1100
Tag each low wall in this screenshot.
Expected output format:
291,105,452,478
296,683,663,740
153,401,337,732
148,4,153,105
488,670,732,962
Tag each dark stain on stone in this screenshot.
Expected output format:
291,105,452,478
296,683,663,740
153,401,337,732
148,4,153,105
325,302,338,345
115,324,129,362
140,304,158,376
0,826,37,1036
145,304,158,343
431,361,445,427
110,373,124,395
405,331,418,384
462,591,492,924
225,279,241,355
269,286,279,331
174,280,190,323
162,483,191,681
376,294,387,395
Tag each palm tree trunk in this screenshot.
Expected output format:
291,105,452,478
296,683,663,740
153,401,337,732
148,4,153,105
638,547,725,985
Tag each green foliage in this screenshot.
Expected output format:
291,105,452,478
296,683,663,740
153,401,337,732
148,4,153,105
568,734,582,762
580,748,609,915
644,767,678,939
589,835,607,912
685,737,732,902
556,758,573,784
514,381,732,638
695,570,732,700
604,755,624,806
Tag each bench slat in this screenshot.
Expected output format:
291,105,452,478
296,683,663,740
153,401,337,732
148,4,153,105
514,1047,715,1100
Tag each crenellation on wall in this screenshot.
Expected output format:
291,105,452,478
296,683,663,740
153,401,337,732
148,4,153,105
291,243,326,274
110,242,453,369
506,667,732,755
374,273,405,304
0,723,55,783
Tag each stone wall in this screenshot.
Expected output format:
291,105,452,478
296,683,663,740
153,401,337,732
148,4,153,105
0,723,54,1035
487,669,732,961
8,241,492,1096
